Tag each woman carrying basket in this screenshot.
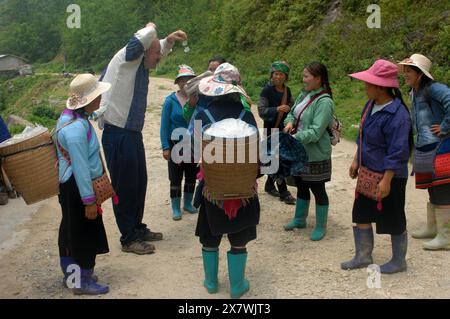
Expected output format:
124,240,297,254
56,74,111,295
398,54,450,250
193,63,260,299
341,60,412,274
283,62,335,241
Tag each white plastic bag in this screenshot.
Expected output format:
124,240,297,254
205,118,257,138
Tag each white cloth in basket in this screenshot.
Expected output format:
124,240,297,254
204,118,257,138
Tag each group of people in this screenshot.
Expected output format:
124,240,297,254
53,21,450,298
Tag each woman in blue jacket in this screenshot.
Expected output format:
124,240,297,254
341,60,412,274
56,74,111,295
160,65,198,220
399,54,450,250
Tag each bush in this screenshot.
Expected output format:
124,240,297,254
32,105,58,120
8,124,25,135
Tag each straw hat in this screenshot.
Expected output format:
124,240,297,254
349,59,399,88
66,74,111,110
198,63,249,97
398,53,434,80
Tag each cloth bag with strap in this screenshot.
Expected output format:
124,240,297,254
54,118,118,213
355,102,384,210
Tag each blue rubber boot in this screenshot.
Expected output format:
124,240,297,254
183,193,198,214
72,268,109,295
171,198,182,221
60,257,98,287
380,233,408,274
341,227,374,270
227,251,249,299
202,249,219,294
310,205,328,241
284,199,309,231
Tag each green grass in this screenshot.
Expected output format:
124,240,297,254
8,124,25,135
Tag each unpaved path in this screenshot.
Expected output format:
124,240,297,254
1,77,449,299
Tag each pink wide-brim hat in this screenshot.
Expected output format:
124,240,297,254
349,59,399,88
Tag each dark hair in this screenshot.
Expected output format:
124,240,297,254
212,92,241,103
388,88,414,154
72,108,87,120
208,56,226,66
305,62,333,98
408,65,435,93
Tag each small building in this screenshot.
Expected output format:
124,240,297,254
0,54,33,77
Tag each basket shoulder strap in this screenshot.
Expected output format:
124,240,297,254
203,109,216,124
238,109,247,120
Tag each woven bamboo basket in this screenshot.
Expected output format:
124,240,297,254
0,128,59,205
201,132,259,200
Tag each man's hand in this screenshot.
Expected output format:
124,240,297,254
167,30,187,45
146,22,157,29
85,204,98,220
163,149,171,161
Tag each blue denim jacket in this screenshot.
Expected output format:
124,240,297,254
356,98,412,178
412,82,450,148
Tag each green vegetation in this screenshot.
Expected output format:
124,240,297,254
0,75,70,129
0,0,449,137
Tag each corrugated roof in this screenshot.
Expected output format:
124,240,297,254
0,54,28,61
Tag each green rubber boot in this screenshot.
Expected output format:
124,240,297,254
284,199,309,231
227,251,249,299
310,205,328,241
171,198,182,221
202,249,219,293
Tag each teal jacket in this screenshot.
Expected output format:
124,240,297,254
56,110,103,205
284,87,334,162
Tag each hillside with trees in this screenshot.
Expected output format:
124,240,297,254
1,0,449,137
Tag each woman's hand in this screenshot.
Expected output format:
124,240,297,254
376,171,394,199
284,122,294,133
376,178,391,199
163,149,171,161
85,204,98,220
188,93,199,107
277,105,291,113
349,160,359,179
431,125,441,136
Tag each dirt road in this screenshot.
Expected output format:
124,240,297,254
1,77,449,299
